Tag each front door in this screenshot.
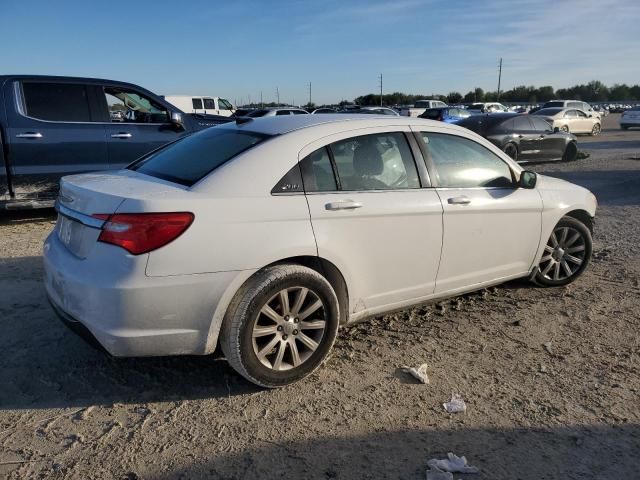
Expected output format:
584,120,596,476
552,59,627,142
530,116,566,159
4,80,108,202
413,129,542,293
301,128,443,313
100,86,185,169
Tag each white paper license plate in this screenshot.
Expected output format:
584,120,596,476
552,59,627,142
57,214,74,248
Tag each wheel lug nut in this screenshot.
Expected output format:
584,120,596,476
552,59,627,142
277,326,283,331
293,330,298,335
284,315,289,321
282,334,288,340
294,317,299,323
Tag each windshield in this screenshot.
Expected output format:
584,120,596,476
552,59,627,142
130,128,270,186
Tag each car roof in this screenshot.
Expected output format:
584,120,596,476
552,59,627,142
220,114,433,136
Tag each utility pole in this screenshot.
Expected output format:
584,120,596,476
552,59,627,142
260,91,263,108
379,73,383,106
276,87,280,106
308,82,312,107
497,57,503,101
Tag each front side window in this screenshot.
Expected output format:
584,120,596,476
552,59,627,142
576,110,588,118
330,132,420,191
104,87,169,123
218,98,233,110
22,82,92,122
513,117,533,132
130,128,270,186
564,110,578,118
420,133,513,189
192,98,203,109
203,98,216,109
530,117,552,132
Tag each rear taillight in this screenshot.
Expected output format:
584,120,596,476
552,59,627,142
91,212,194,255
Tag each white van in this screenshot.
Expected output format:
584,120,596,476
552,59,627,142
163,95,235,117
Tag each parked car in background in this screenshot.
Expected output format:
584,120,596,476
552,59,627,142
542,100,600,120
163,95,235,116
419,107,471,123
467,102,509,114
343,106,399,116
532,108,601,135
247,107,309,117
620,106,640,129
312,107,338,114
399,99,447,117
45,114,596,388
0,75,231,209
456,113,578,162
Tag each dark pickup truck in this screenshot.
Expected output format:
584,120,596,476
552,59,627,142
0,75,232,209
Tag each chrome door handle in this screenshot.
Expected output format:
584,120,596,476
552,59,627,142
325,200,363,211
111,133,132,139
16,132,43,139
448,196,471,205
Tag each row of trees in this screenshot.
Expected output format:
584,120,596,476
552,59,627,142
354,81,640,106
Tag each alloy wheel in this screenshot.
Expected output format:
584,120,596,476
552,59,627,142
251,287,327,371
539,226,587,281
592,124,601,135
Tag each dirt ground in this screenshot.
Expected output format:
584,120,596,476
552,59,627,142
1,114,639,480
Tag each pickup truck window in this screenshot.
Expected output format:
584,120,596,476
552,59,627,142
203,98,216,109
130,128,271,186
192,98,203,109
104,87,169,123
22,82,92,122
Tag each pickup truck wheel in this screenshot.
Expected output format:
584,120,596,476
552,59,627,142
503,143,518,161
534,216,592,287
220,265,339,388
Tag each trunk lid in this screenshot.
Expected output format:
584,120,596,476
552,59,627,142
55,170,188,258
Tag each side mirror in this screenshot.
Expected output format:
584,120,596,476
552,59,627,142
170,111,184,130
519,170,537,189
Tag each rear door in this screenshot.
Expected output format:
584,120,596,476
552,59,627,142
413,129,542,293
3,80,108,202
99,85,185,170
511,116,540,160
302,128,443,313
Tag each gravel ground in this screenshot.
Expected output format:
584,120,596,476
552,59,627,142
1,114,638,479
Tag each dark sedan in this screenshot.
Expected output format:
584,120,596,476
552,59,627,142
418,107,471,123
455,113,578,162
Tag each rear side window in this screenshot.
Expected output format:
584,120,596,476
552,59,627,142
203,98,216,109
301,132,420,192
420,133,513,188
192,98,203,109
130,128,270,186
513,117,533,131
22,82,91,122
530,117,552,132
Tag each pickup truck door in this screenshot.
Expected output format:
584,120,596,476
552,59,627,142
100,86,186,169
2,80,108,203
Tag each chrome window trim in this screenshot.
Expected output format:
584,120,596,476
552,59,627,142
13,81,171,126
55,201,106,229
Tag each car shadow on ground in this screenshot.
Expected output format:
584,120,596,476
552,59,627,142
0,255,259,410
579,139,640,151
0,208,56,225
152,424,639,479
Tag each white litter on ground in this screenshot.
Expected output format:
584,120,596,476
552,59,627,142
443,394,467,413
427,452,480,474
400,363,430,384
426,467,453,480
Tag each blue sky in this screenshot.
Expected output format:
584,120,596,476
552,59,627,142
2,0,639,105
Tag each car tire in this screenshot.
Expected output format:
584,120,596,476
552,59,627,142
220,264,340,388
561,125,570,133
534,216,592,287
562,142,578,162
591,123,601,136
503,142,518,161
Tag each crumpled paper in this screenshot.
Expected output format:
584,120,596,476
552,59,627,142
427,452,480,474
426,467,453,480
400,363,429,384
443,393,467,413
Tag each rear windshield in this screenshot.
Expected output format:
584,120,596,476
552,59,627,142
130,128,270,186
543,101,564,108
420,109,443,119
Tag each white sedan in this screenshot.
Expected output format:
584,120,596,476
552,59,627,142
44,115,597,387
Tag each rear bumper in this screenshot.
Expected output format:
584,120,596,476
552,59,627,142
44,231,244,357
